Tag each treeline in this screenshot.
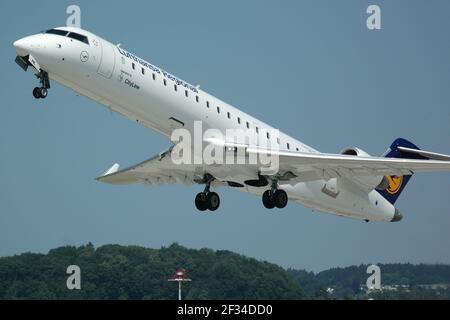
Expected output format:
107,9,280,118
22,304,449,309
288,264,450,299
1,243,449,299
0,243,302,299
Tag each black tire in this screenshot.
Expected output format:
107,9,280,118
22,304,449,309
195,193,208,211
39,88,48,99
262,190,275,209
274,189,288,209
33,87,41,99
206,192,220,211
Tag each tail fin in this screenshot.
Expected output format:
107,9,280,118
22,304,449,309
377,138,428,204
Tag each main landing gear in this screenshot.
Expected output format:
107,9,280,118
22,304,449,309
262,179,288,209
32,70,50,99
195,175,220,212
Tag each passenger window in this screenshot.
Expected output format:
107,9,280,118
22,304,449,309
196,96,199,103
267,132,270,139
163,79,167,86
237,117,241,124
227,112,230,119
206,101,210,108
246,122,249,129
256,127,259,133
217,106,220,114
132,63,135,70
152,73,156,80
141,68,145,75
174,85,178,92
287,143,290,150
185,90,188,97
296,147,299,151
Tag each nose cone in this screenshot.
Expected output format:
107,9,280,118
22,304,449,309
391,208,403,222
14,37,32,56
13,35,45,56
14,36,36,57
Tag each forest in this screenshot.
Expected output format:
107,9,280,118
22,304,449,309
0,243,449,299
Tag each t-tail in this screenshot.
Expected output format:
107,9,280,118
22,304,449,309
378,138,450,205
377,138,423,205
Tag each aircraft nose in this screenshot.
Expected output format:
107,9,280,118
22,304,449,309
13,37,33,56
13,35,45,56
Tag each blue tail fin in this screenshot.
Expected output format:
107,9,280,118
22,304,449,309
377,138,428,204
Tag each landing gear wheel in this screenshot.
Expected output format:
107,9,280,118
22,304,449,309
195,174,220,212
262,190,275,209
273,189,288,209
195,193,208,211
39,88,48,99
206,192,220,211
33,87,41,99
32,71,50,100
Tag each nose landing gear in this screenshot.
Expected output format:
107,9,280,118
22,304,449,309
32,70,50,99
33,87,48,99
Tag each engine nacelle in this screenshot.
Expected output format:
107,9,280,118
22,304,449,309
340,147,371,157
340,147,388,191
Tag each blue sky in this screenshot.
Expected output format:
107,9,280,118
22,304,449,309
1,0,450,272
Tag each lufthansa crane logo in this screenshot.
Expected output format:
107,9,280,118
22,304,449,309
80,51,89,62
386,175,403,194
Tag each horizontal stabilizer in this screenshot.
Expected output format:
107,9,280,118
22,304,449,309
377,138,450,204
397,146,450,161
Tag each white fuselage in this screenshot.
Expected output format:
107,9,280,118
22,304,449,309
13,27,397,222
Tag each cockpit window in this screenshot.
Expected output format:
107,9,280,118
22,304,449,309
45,29,68,36
67,32,89,45
44,29,90,45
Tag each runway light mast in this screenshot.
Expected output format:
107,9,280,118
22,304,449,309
168,269,192,300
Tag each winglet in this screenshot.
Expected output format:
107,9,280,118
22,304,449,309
102,163,120,176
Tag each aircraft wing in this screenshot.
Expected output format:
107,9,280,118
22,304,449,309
96,146,201,186
97,143,450,188
247,147,450,182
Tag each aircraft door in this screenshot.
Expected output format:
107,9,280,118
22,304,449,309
97,40,116,79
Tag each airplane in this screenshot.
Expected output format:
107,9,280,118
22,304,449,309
12,26,450,223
